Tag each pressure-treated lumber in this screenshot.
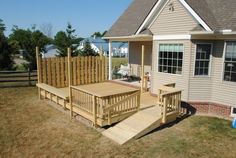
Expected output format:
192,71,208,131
37,51,107,88
37,83,69,100
67,48,73,118
102,106,162,145
71,82,140,126
36,47,41,83
141,45,145,93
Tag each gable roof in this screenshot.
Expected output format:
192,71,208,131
105,0,236,38
186,0,236,31
104,0,159,37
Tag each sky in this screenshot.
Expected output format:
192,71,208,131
0,0,132,38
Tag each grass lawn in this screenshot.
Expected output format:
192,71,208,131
0,87,235,158
112,57,128,69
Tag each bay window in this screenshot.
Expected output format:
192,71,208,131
158,44,183,74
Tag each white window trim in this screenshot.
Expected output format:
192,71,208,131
222,41,236,84
153,35,191,40
231,107,236,117
157,43,184,76
193,43,213,77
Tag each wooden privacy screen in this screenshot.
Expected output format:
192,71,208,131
38,56,107,88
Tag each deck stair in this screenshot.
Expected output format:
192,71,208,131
102,106,163,145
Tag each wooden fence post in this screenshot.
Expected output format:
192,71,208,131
141,45,145,93
36,47,41,99
28,68,31,86
36,46,41,83
68,48,73,119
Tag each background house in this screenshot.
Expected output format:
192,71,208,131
42,44,60,58
77,36,128,57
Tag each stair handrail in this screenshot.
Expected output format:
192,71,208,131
158,84,182,124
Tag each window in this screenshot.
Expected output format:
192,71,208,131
158,44,183,74
231,107,236,117
224,42,236,82
194,44,212,76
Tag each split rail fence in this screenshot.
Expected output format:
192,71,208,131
0,69,37,87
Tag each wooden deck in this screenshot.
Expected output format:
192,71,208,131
72,82,138,97
37,82,141,127
70,82,141,126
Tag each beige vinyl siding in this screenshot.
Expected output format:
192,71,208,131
149,0,202,35
151,40,191,101
211,41,236,107
188,40,213,101
188,40,236,107
129,41,152,76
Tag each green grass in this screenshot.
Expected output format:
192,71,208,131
0,87,236,158
112,57,128,69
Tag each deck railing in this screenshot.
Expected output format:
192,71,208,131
158,84,182,123
71,86,140,126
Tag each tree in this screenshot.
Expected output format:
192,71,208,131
102,31,107,37
78,40,98,56
91,30,107,38
91,32,102,38
0,34,14,70
8,28,52,69
40,23,53,38
0,19,6,33
0,20,13,70
54,23,80,57
66,23,76,39
54,31,69,56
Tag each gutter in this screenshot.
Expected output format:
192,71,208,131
189,30,236,36
189,31,215,35
102,34,153,41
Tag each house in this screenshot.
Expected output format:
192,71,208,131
42,44,60,58
104,0,236,118
78,36,128,57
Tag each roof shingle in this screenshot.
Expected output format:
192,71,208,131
105,0,236,38
186,0,236,31
104,0,158,37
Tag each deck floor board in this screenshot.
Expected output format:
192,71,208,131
72,82,139,97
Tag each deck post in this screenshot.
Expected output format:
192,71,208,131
141,45,145,93
108,40,112,80
36,46,42,99
93,95,97,126
68,48,73,119
162,96,167,123
108,96,111,125
137,91,141,111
